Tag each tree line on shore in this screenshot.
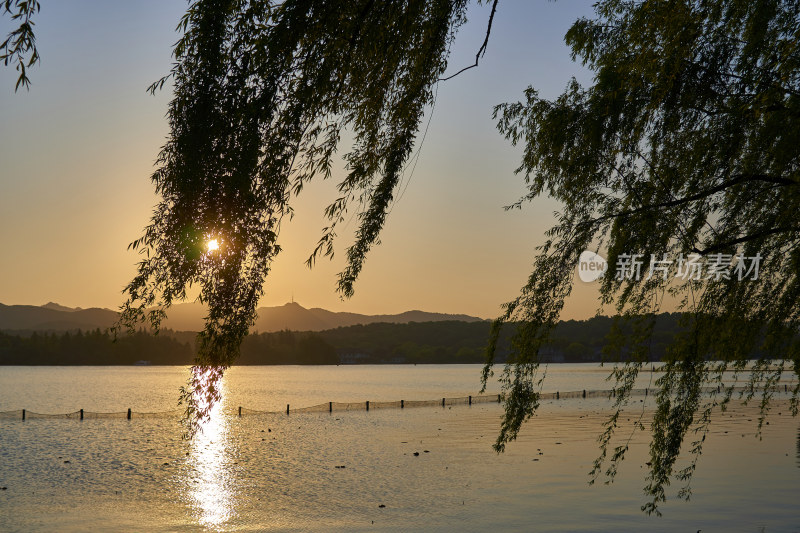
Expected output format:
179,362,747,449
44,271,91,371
0,313,686,365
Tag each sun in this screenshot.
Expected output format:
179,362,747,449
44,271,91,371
206,238,220,252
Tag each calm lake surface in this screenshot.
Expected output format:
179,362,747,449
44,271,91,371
0,365,798,531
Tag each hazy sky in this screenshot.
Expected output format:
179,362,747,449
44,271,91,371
0,0,606,319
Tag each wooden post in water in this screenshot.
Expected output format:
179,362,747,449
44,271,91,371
401,399,404,409
469,395,472,406
442,397,446,408
80,409,84,420
556,391,559,400
238,406,242,417
286,404,290,415
21,409,25,421
366,400,369,412
497,394,501,403
582,390,586,398
329,401,332,413
645,388,648,396
127,408,131,420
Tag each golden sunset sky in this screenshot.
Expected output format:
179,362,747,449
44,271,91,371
0,0,605,319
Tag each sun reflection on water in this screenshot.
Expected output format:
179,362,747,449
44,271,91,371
186,369,235,529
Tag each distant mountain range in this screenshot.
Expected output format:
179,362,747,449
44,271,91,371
0,301,486,333
0,303,119,332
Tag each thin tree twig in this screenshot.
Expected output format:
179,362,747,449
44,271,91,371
439,0,499,81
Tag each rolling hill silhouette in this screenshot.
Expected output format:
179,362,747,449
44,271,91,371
0,301,485,332
0,303,118,331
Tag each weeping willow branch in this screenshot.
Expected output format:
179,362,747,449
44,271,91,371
115,0,473,436
485,0,800,515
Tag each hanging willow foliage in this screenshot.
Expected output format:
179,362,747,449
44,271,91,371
112,0,476,435
4,0,798,516
483,0,800,515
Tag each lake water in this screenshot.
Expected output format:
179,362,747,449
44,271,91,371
0,365,798,531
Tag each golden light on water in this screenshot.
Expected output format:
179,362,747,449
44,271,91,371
186,369,235,529
206,238,220,252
